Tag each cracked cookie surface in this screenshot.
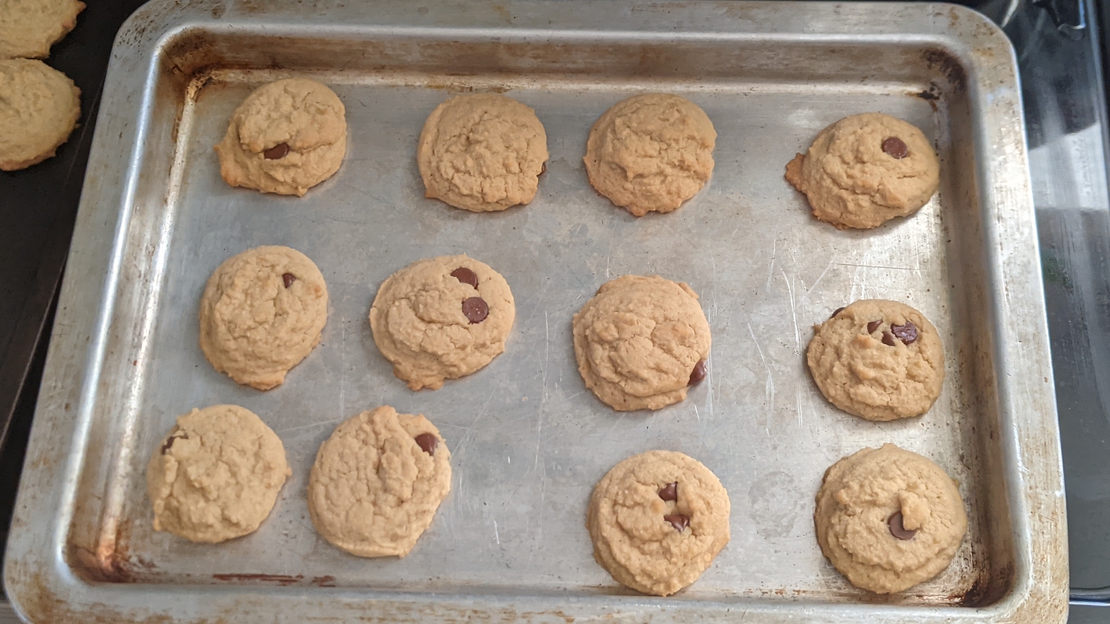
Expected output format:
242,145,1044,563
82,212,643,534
199,245,328,390
0,59,80,171
587,450,730,596
0,0,84,59
146,404,291,543
308,406,451,557
369,255,515,390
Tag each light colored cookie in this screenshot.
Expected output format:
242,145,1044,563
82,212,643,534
199,245,328,390
807,299,945,421
587,450,730,596
0,0,84,59
146,405,291,543
308,406,451,558
214,78,347,196
417,93,548,212
584,93,716,216
0,59,80,171
785,112,940,229
573,275,711,411
369,255,515,390
814,444,968,594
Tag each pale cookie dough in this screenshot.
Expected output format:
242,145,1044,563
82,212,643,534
584,93,716,216
0,59,80,171
308,406,451,557
369,255,515,390
417,93,548,212
215,78,347,196
785,112,940,229
814,444,968,594
0,0,84,59
807,299,945,421
199,245,328,390
587,450,731,596
146,404,291,543
573,275,711,411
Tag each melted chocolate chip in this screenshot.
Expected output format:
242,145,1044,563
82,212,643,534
888,512,917,540
830,307,846,319
867,320,882,334
664,514,689,532
891,321,919,345
451,267,479,289
881,137,909,159
264,142,291,160
462,297,489,324
658,482,678,502
414,433,438,456
282,273,296,288
160,432,188,455
882,332,897,346
688,360,708,386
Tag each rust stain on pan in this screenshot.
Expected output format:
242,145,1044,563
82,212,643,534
213,573,306,586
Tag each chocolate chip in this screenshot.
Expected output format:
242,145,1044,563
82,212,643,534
160,432,188,455
891,321,919,345
451,267,479,289
282,273,296,288
414,433,438,456
462,297,488,324
658,482,678,502
881,137,909,159
664,514,689,532
830,307,846,319
688,360,707,386
882,332,897,346
888,512,917,540
263,142,291,160
867,320,882,334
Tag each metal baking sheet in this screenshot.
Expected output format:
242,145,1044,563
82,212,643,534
3,1,1068,622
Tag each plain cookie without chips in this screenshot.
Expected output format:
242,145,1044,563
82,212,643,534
0,0,84,59
308,406,451,558
587,450,731,596
584,93,716,216
199,245,328,390
369,255,515,390
0,59,80,171
807,299,945,421
814,444,968,594
417,93,549,212
215,78,347,196
573,275,711,411
146,405,291,543
785,112,940,229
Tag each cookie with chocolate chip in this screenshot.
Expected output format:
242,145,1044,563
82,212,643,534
807,299,944,421
785,113,939,229
814,444,967,593
369,255,515,390
308,406,451,557
587,450,730,596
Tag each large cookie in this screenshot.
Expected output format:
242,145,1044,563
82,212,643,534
199,245,328,390
146,405,291,543
584,93,716,216
215,78,347,196
814,444,968,594
587,450,731,596
308,406,451,558
369,255,515,390
573,275,710,411
0,59,80,171
417,93,548,212
785,112,940,229
0,0,84,59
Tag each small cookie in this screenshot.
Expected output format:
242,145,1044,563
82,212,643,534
814,444,968,594
785,113,940,229
587,450,730,596
417,93,548,212
0,0,84,59
807,300,944,421
573,275,710,411
584,94,716,216
214,78,347,196
146,405,291,543
369,255,515,390
0,59,80,171
199,245,328,390
308,406,451,558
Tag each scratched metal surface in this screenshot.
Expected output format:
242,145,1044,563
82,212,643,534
3,1,1068,622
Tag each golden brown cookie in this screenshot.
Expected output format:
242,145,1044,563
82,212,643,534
587,450,730,596
584,93,716,216
814,444,968,594
0,0,84,59
0,59,80,171
785,113,939,229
